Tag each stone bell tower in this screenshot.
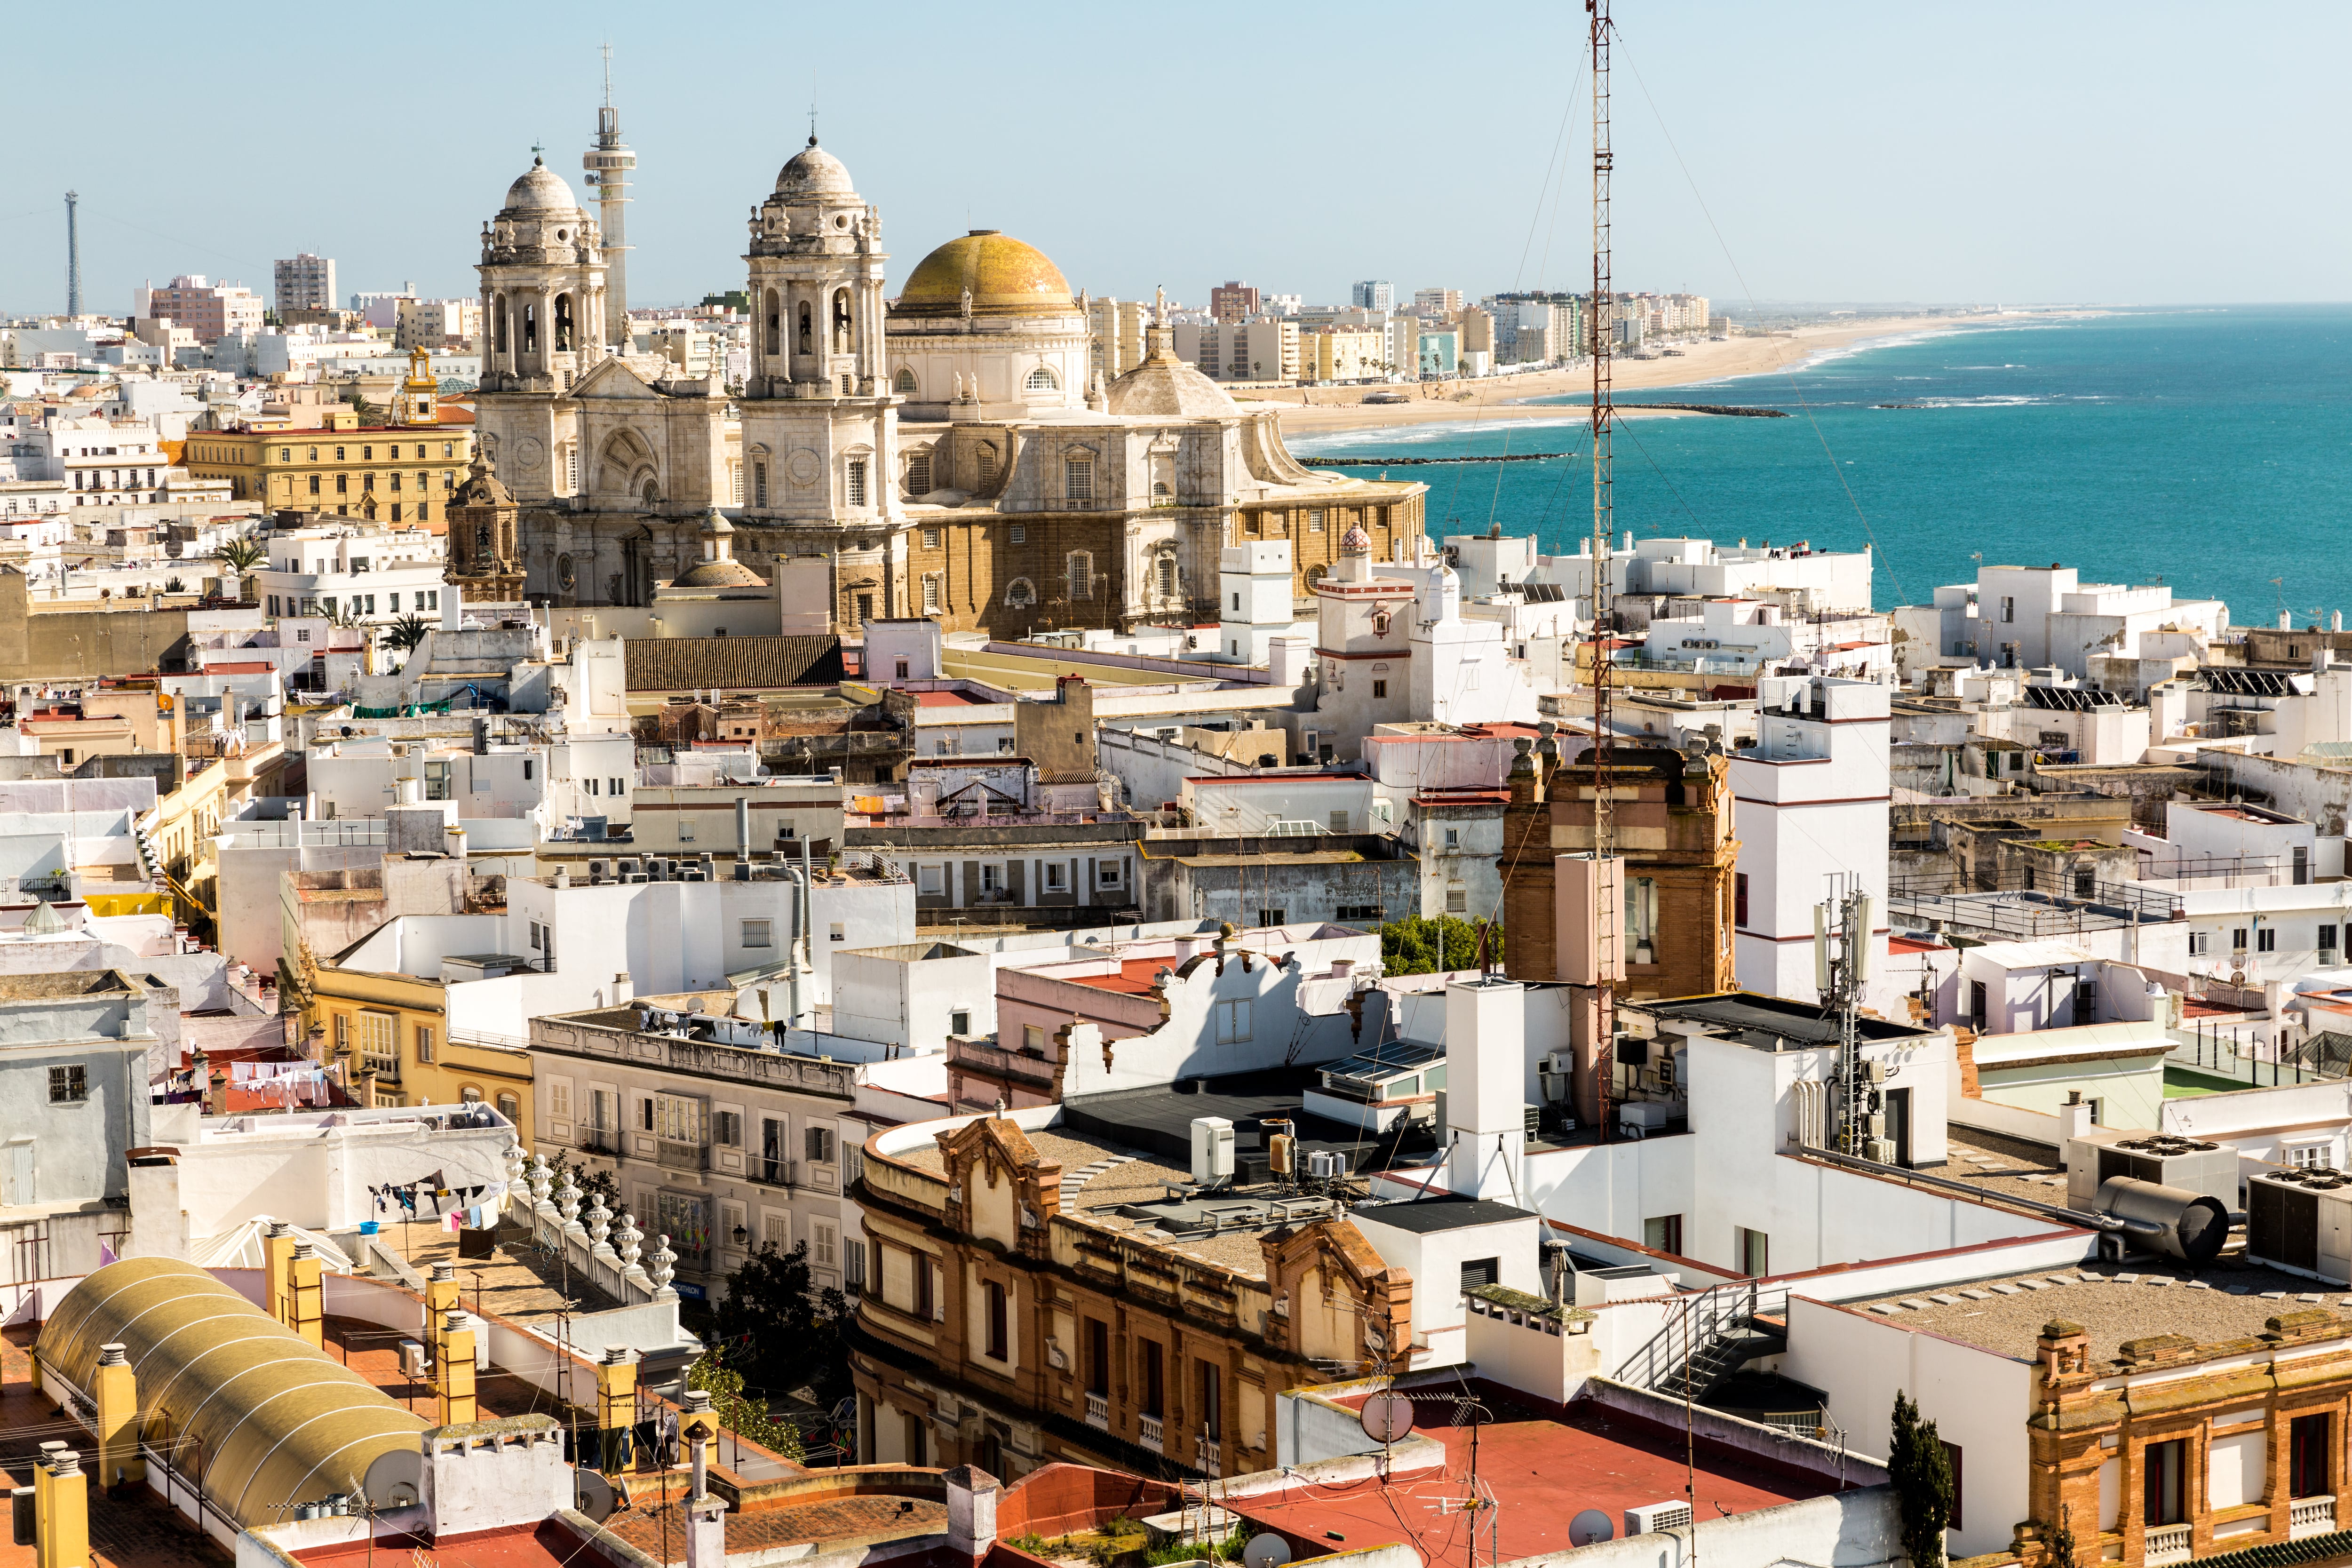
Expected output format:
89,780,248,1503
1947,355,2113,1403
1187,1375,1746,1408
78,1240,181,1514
739,136,902,632
473,151,611,507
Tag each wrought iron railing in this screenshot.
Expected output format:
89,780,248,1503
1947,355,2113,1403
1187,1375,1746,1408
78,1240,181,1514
1617,1278,1789,1400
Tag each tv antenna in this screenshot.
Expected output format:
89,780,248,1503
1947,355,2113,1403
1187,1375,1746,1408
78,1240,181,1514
1586,0,1622,1142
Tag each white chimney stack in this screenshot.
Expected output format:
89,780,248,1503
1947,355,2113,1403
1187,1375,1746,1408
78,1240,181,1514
1444,975,1527,1202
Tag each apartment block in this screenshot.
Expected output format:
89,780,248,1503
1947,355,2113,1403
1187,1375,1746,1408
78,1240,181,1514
272,253,337,317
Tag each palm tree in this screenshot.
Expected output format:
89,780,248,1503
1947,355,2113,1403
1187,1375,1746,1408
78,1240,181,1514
384,613,432,655
211,538,264,603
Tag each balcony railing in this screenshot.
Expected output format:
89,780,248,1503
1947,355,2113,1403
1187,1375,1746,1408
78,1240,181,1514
755,1157,797,1190
1084,1392,1108,1430
578,1126,622,1156
2145,1524,2192,1565
1137,1414,1163,1453
656,1139,710,1172
2293,1497,2337,1539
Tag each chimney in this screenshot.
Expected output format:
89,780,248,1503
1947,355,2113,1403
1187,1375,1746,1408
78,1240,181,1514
32,1450,86,1568
945,1465,1000,1555
611,971,633,1006
264,1220,295,1328
1444,973,1527,1202
93,1345,141,1488
735,797,752,866
436,1309,477,1425
594,1347,636,1473
287,1242,324,1349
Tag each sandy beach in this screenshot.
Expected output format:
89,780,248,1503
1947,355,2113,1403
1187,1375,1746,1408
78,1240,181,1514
1232,312,2027,438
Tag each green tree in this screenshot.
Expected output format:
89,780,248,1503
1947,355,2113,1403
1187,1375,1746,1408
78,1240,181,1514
687,1344,806,1461
1890,1390,1954,1568
714,1239,851,1403
384,613,432,654
1378,916,1500,976
2046,1503,2077,1568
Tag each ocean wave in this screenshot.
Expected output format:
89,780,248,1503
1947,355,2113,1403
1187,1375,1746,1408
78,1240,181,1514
1289,416,1590,455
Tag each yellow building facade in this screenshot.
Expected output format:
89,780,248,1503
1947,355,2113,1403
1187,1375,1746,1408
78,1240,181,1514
184,350,474,526
304,965,535,1136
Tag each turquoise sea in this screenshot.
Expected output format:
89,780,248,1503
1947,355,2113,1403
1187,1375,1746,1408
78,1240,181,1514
1288,306,2352,620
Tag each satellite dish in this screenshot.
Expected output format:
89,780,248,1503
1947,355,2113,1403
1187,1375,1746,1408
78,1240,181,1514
1569,1510,1615,1548
574,1468,618,1523
1359,1392,1416,1443
361,1448,422,1512
1245,1535,1295,1568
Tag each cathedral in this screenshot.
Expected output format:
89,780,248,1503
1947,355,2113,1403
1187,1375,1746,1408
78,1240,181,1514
459,135,1428,636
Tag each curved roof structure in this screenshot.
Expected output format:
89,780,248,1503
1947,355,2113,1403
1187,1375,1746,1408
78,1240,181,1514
776,136,858,199
502,155,580,214
36,1257,427,1527
895,230,1074,320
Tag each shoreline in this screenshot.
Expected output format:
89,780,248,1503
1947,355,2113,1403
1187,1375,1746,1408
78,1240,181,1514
1235,310,2072,438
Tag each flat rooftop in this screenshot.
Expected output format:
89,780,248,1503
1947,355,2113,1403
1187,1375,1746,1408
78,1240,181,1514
1840,1259,2352,1365
1644,991,1937,1051
1062,1067,1440,1175
1349,1194,1536,1234
1227,1380,1832,1568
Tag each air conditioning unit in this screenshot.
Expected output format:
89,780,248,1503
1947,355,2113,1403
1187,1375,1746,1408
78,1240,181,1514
1626,1501,1693,1536
1306,1150,1343,1180
399,1339,427,1379
1863,1138,1898,1164
1190,1117,1235,1185
1538,1050,1575,1102
2245,1168,2352,1284
1618,1102,1672,1138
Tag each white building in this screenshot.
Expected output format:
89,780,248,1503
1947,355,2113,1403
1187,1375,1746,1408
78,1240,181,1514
1216,539,1295,664
26,415,174,505
1406,557,1544,728
1728,675,1892,1004
1893,563,2229,683
252,520,446,629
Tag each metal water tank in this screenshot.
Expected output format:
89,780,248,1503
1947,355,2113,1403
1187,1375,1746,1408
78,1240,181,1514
2095,1176,2230,1267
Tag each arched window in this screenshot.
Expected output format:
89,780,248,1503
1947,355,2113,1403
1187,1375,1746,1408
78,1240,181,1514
797,302,813,353
1064,454,1093,502
1306,563,1328,589
1026,366,1058,392
521,301,538,352
496,1091,520,1121
1004,578,1036,607
493,296,509,356
1156,556,1177,598
765,289,781,357
642,478,661,506
894,367,917,396
832,287,853,354
554,293,574,352
1066,551,1092,599
977,445,999,489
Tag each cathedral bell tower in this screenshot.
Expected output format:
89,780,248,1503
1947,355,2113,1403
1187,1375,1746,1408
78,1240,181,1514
739,136,902,632
473,152,611,506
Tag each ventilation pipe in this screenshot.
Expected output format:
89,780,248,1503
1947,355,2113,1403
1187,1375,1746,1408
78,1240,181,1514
735,798,752,878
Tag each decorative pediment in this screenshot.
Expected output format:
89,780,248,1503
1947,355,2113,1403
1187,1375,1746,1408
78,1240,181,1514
935,1115,1063,1255
571,356,666,401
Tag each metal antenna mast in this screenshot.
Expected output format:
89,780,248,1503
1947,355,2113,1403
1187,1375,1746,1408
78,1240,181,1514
64,191,80,318
1587,0,1620,1135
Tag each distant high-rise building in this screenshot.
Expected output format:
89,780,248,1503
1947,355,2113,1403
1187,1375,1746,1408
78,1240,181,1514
1350,279,1393,311
1413,287,1462,318
135,275,265,345
273,253,337,318
1208,280,1259,324
1262,293,1302,316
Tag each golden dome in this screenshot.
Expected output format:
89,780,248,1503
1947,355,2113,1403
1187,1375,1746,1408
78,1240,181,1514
893,230,1074,319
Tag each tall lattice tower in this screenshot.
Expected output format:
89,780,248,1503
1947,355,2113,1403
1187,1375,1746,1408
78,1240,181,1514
584,44,636,346
64,191,80,317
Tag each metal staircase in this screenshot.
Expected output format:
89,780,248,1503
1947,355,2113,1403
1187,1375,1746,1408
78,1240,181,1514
1620,1279,1790,1402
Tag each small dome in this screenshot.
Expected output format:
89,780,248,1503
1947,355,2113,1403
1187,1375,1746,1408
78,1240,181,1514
776,137,856,199
1105,354,1240,419
894,231,1074,319
503,156,579,213
668,558,769,589
450,455,513,509
1341,525,1372,556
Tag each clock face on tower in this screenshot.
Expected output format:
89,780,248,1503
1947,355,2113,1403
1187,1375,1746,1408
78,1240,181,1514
517,438,546,470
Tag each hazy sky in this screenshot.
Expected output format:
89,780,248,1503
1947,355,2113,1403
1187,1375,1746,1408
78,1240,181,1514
8,0,2346,318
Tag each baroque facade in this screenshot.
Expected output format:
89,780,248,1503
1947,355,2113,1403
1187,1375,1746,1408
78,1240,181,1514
464,131,1426,635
